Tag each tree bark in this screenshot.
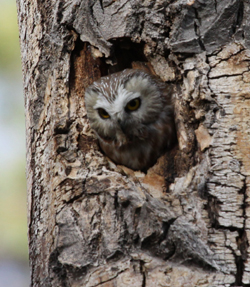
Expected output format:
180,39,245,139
16,0,250,286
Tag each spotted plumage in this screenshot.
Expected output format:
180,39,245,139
84,69,176,170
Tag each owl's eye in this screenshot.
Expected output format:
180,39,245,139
125,98,141,112
98,108,110,119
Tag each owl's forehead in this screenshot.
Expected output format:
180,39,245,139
94,84,139,114
92,70,151,100
95,74,125,100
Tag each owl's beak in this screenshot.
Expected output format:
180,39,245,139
117,119,126,134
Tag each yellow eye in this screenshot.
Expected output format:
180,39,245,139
126,98,141,112
98,108,110,119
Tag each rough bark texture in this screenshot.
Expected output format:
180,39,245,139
16,0,250,286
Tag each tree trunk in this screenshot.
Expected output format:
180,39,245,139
17,0,250,286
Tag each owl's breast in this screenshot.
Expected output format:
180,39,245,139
98,126,170,170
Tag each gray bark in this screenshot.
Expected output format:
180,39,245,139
16,0,250,286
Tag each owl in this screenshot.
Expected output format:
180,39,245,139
84,69,176,171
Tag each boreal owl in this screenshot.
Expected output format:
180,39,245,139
84,69,176,171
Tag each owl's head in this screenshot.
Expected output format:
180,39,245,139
84,69,167,146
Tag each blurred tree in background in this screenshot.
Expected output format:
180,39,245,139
0,0,29,286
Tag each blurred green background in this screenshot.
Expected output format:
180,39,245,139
0,0,29,286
